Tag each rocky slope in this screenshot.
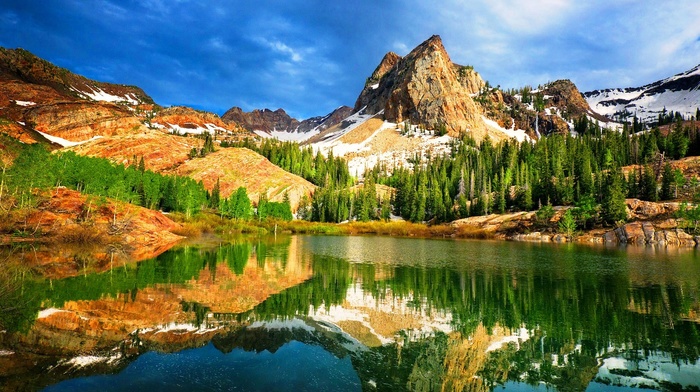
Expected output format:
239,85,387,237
584,64,700,124
66,129,202,172
174,147,316,210
450,198,698,246
222,106,352,142
151,106,248,138
0,47,295,211
0,47,152,105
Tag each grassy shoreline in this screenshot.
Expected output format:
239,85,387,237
168,211,500,241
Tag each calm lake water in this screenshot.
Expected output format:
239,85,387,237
1,235,700,391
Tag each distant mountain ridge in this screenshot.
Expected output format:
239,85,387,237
584,64,700,124
221,106,353,142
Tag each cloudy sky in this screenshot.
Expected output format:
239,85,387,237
2,0,699,119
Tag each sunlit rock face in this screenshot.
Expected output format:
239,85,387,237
68,134,314,211
354,35,492,141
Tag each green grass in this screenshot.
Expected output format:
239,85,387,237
169,212,475,240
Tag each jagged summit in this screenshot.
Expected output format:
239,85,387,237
368,52,401,83
354,35,492,140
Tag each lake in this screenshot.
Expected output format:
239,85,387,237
1,236,699,391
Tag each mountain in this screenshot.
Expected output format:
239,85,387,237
0,47,157,146
222,106,353,142
584,64,700,124
0,47,152,107
173,147,316,210
353,35,491,141
0,46,309,210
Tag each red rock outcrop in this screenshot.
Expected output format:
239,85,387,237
0,47,152,104
67,130,202,172
4,188,182,278
0,47,156,145
23,102,144,142
153,106,248,136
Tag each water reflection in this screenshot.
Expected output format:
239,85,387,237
0,236,699,391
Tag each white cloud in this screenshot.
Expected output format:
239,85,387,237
393,41,409,55
257,38,304,62
481,0,575,34
207,37,230,53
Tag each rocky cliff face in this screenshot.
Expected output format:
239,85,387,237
223,107,299,133
24,101,144,142
353,35,492,140
453,64,486,95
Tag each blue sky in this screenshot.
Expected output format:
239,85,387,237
2,0,699,119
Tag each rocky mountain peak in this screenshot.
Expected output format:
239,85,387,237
354,35,489,139
369,52,401,83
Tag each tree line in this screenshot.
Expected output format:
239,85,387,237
379,118,699,225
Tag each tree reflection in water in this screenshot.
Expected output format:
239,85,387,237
1,236,699,391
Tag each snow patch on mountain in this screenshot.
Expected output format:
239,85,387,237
71,86,140,105
254,129,320,142
585,64,700,124
154,122,230,136
311,109,455,178
35,130,103,147
482,116,530,142
13,100,36,106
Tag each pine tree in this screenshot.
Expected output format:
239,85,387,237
627,171,639,198
660,163,674,200
601,168,627,224
210,178,221,209
640,165,658,201
558,209,577,239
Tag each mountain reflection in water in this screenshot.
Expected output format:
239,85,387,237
0,236,699,391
